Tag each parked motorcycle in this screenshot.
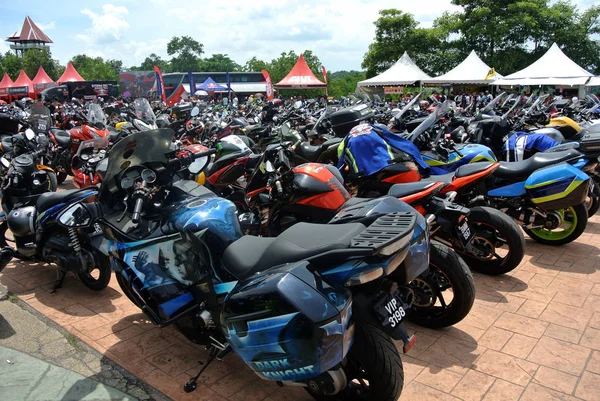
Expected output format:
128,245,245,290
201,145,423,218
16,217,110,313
59,128,432,400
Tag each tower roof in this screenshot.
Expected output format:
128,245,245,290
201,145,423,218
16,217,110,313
7,16,52,43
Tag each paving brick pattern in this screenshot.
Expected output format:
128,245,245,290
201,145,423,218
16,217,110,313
2,215,600,400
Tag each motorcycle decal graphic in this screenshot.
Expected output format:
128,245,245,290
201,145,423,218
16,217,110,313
173,197,242,244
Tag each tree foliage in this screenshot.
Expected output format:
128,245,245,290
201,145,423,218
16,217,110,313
1,52,24,80
362,1,600,77
167,36,204,72
22,48,62,81
328,71,366,97
71,54,120,81
199,54,241,72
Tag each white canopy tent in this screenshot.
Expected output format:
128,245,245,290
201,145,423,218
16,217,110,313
586,76,600,87
358,52,431,87
493,43,593,87
424,50,501,85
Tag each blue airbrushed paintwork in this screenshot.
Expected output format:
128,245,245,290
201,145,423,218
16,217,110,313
172,197,242,244
159,292,194,316
214,281,237,295
426,144,497,175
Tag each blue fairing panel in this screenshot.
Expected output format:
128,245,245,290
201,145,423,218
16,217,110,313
488,181,527,197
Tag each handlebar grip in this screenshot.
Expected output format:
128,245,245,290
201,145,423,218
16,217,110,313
193,148,218,159
132,197,144,224
275,180,283,195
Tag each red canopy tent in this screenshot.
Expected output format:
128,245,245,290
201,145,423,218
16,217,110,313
32,66,56,93
13,70,34,97
0,73,14,98
274,54,326,89
57,62,85,84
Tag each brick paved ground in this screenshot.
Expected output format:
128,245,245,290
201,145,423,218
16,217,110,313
2,215,600,400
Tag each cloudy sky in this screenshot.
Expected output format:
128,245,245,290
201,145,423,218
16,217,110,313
1,0,597,71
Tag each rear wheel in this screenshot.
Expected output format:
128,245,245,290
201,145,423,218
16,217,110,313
458,207,525,275
586,181,600,216
77,252,111,291
46,171,58,192
56,171,68,185
408,241,475,328
306,322,403,401
524,204,588,245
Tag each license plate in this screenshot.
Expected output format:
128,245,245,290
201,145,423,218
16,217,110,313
457,219,474,245
373,291,407,329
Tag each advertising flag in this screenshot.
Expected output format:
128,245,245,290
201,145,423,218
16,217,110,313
188,71,196,95
262,69,274,100
154,65,167,103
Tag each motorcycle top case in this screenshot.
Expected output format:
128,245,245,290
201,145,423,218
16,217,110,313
221,262,353,382
525,163,590,211
579,131,600,156
330,104,374,137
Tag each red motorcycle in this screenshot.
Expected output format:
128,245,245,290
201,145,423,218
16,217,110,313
48,104,110,187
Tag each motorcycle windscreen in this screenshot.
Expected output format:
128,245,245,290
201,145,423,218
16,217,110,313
76,136,109,157
101,128,175,194
29,104,52,135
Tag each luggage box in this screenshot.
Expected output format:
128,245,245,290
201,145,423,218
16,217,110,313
330,104,374,137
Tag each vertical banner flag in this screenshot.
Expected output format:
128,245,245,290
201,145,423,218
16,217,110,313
188,72,196,96
226,72,231,100
262,69,274,100
154,65,167,103
321,66,328,96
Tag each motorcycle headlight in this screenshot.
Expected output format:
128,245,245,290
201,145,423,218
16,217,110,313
33,178,41,186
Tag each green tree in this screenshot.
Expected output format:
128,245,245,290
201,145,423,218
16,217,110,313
167,36,204,72
199,54,241,72
2,52,24,80
243,56,268,72
71,54,119,81
136,53,169,72
328,70,366,97
106,59,123,76
23,48,61,81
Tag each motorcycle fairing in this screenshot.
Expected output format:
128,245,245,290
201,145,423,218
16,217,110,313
425,144,497,175
36,190,97,226
524,164,589,208
488,181,527,197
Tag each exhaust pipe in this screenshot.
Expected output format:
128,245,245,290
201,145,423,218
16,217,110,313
0,247,14,273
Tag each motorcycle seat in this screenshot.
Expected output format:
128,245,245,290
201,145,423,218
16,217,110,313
298,142,322,161
495,148,582,182
52,130,72,147
109,129,122,143
425,172,454,185
454,162,495,178
388,181,440,199
222,222,366,280
36,188,96,214
1,135,16,154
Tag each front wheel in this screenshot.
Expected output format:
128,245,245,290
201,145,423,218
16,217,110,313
408,241,475,329
458,207,525,275
306,322,403,401
77,252,111,291
46,171,58,192
524,204,588,245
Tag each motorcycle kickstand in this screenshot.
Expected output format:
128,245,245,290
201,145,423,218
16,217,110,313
51,269,67,293
184,345,231,393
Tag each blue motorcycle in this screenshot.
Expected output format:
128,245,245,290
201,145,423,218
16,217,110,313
54,129,432,400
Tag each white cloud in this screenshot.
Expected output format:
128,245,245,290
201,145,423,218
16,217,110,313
36,21,56,31
79,4,130,44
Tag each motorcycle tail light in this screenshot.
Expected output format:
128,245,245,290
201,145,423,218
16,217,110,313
379,229,413,256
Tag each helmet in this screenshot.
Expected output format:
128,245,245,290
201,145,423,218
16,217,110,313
419,100,430,109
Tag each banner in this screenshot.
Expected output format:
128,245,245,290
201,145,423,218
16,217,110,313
119,71,155,98
188,71,196,95
154,65,167,103
485,68,497,80
384,86,404,94
321,66,328,96
262,69,274,100
226,72,231,100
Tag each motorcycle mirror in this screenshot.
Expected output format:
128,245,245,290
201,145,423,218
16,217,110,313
57,203,93,228
191,107,200,117
188,156,209,175
25,128,35,141
0,157,9,169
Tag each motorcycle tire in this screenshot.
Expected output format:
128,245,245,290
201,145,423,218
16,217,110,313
586,181,600,217
524,204,588,246
77,253,111,291
458,207,525,275
46,171,58,192
306,322,403,401
56,171,68,185
408,241,475,329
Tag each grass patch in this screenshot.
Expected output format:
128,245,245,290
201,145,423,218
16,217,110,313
65,333,79,347
8,295,19,303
